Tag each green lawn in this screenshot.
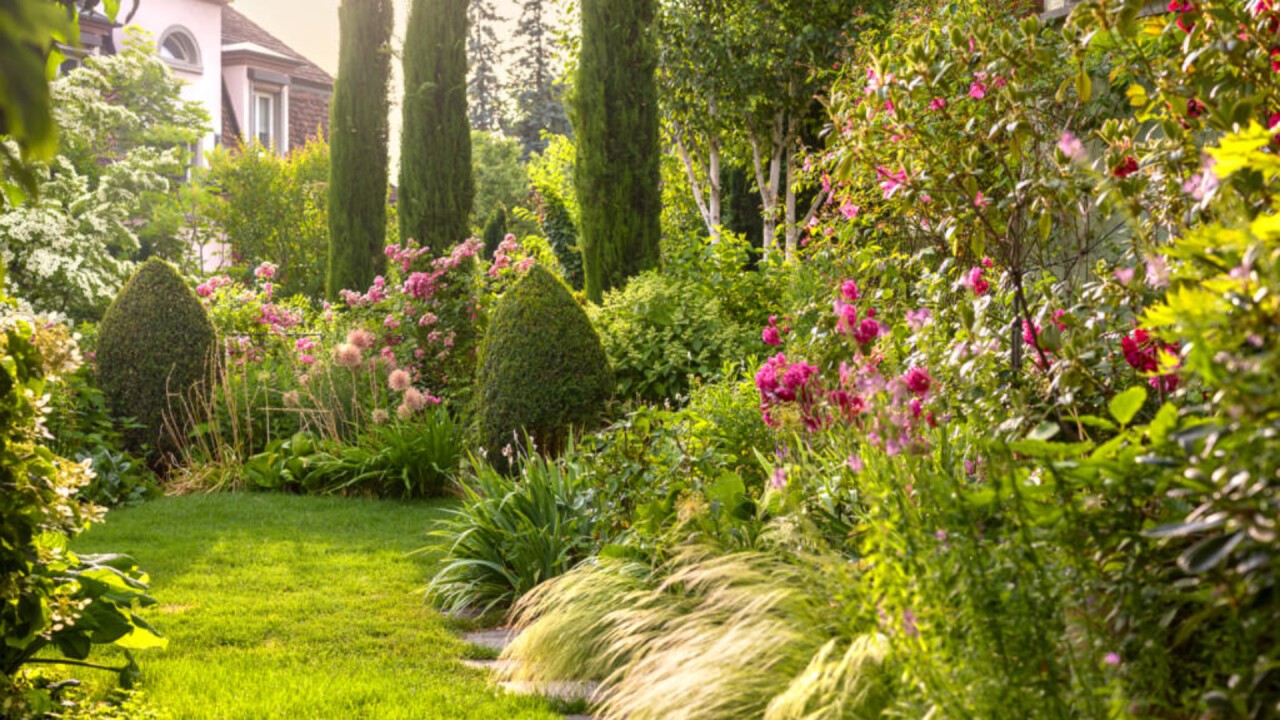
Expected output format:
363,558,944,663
66,493,559,720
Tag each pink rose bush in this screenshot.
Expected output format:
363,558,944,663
755,277,942,455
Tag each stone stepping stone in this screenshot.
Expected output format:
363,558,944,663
461,628,600,716
463,628,517,652
498,678,601,704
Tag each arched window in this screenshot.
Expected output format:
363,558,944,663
158,27,201,72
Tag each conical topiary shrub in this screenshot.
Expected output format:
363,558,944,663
96,257,216,463
476,264,612,463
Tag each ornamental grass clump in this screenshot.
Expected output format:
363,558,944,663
96,258,216,464
502,548,896,720
475,264,612,462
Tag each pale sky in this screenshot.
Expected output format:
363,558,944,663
232,0,528,168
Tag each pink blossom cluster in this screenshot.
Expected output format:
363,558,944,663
762,315,789,346
295,336,317,366
404,237,482,301
258,303,302,336
385,243,431,273
755,353,822,430
832,279,884,345
339,275,391,307
960,258,994,296
254,262,277,280
754,278,942,452
196,275,234,298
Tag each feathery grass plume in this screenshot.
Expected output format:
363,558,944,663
502,546,896,719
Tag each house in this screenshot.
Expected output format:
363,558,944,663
76,1,333,159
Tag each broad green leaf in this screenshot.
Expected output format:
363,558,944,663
1109,386,1147,426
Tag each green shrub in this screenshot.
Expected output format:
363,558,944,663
241,408,464,499
309,410,464,498
482,206,508,259
590,271,749,403
475,265,612,461
426,451,597,613
0,311,164,715
96,258,216,462
539,190,583,291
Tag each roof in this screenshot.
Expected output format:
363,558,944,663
221,6,332,88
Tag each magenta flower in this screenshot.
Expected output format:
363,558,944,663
762,326,783,346
928,97,947,111
1104,652,1121,666
770,466,788,490
839,202,860,220
969,80,988,99
1114,267,1135,285
853,318,882,345
974,191,991,208
841,279,860,302
962,266,990,296
902,366,933,397
834,299,859,334
877,167,909,197
847,455,864,472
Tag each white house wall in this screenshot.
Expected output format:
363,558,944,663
116,0,224,156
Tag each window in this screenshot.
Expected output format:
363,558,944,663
158,27,201,72
254,91,277,149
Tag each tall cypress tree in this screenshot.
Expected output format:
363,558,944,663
574,0,660,303
327,0,393,298
400,0,474,251
468,0,506,132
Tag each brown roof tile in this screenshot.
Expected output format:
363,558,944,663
221,6,333,88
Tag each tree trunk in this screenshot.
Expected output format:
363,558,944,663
707,94,721,241
751,111,784,261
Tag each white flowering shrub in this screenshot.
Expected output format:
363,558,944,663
0,29,209,321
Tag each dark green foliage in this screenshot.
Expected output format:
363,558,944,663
539,190,582,290
476,265,612,461
96,258,215,462
589,271,750,402
574,0,662,302
482,206,508,259
0,312,161,715
327,0,394,299
722,165,763,256
399,0,473,252
244,410,464,499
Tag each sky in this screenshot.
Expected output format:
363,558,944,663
232,0,528,168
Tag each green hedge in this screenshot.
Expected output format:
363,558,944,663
96,258,215,462
475,265,612,463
